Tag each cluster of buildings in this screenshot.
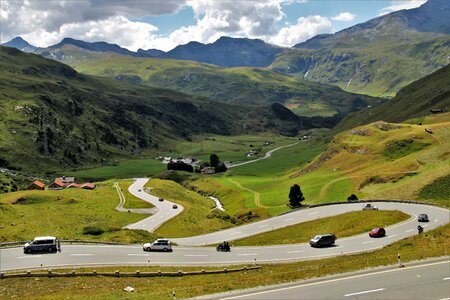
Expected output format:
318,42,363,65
27,176,96,191
155,156,198,165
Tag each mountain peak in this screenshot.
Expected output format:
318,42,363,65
2,36,37,52
49,38,138,56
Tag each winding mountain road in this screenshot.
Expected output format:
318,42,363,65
122,178,184,232
228,142,299,168
1,192,448,271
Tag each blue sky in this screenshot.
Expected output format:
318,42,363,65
1,0,428,51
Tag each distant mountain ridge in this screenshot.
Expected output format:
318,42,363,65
295,0,450,50
160,36,287,67
2,37,37,52
2,35,285,68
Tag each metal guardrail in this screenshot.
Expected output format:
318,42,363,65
280,199,445,215
0,240,134,249
0,266,261,278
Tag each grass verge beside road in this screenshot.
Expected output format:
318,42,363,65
117,180,154,209
233,210,409,246
0,225,448,299
145,179,238,237
0,181,154,243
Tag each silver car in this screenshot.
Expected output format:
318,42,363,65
24,236,58,253
143,239,172,252
362,203,378,210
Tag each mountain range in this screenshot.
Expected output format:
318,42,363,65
0,46,326,174
74,56,380,119
2,0,448,98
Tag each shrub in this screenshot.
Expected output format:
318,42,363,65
347,194,359,201
82,226,105,236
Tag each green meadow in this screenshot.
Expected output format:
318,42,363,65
0,180,155,243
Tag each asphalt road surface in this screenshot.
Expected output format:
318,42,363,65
199,259,450,300
123,178,184,232
1,200,448,271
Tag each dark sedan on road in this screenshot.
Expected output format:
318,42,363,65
369,227,386,238
418,214,429,222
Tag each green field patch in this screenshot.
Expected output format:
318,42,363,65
233,210,409,246
145,179,238,237
419,174,450,200
68,159,166,181
0,183,154,243
117,180,154,209
383,139,430,160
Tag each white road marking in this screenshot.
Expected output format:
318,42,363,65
127,254,149,256
437,298,450,300
361,241,374,244
423,224,428,227
434,219,438,222
219,261,449,300
257,224,268,228
17,255,43,259
443,277,450,280
344,288,385,297
184,255,208,257
406,229,414,233
287,250,305,254
70,254,94,256
237,253,258,256
230,231,242,235
308,212,319,215
285,218,295,222
388,234,397,238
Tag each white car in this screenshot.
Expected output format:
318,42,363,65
143,239,172,252
362,203,378,210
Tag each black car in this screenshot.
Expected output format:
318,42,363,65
309,234,336,247
418,214,429,222
172,204,178,209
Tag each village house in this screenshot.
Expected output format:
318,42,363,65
81,183,96,190
67,183,82,189
55,176,75,187
27,180,45,190
430,108,443,114
48,180,65,190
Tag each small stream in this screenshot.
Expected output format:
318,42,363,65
209,196,225,211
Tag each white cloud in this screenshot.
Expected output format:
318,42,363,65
331,12,356,22
0,0,185,44
270,15,332,47
21,16,161,52
379,0,426,15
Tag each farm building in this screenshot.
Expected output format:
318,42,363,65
55,176,75,186
27,180,45,190
81,183,96,190
48,180,65,190
67,183,82,188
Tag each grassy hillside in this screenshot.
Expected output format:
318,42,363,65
191,118,449,217
74,56,380,118
0,46,307,176
0,181,154,243
335,64,450,132
271,32,450,97
38,44,123,66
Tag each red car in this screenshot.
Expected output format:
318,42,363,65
369,227,386,238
